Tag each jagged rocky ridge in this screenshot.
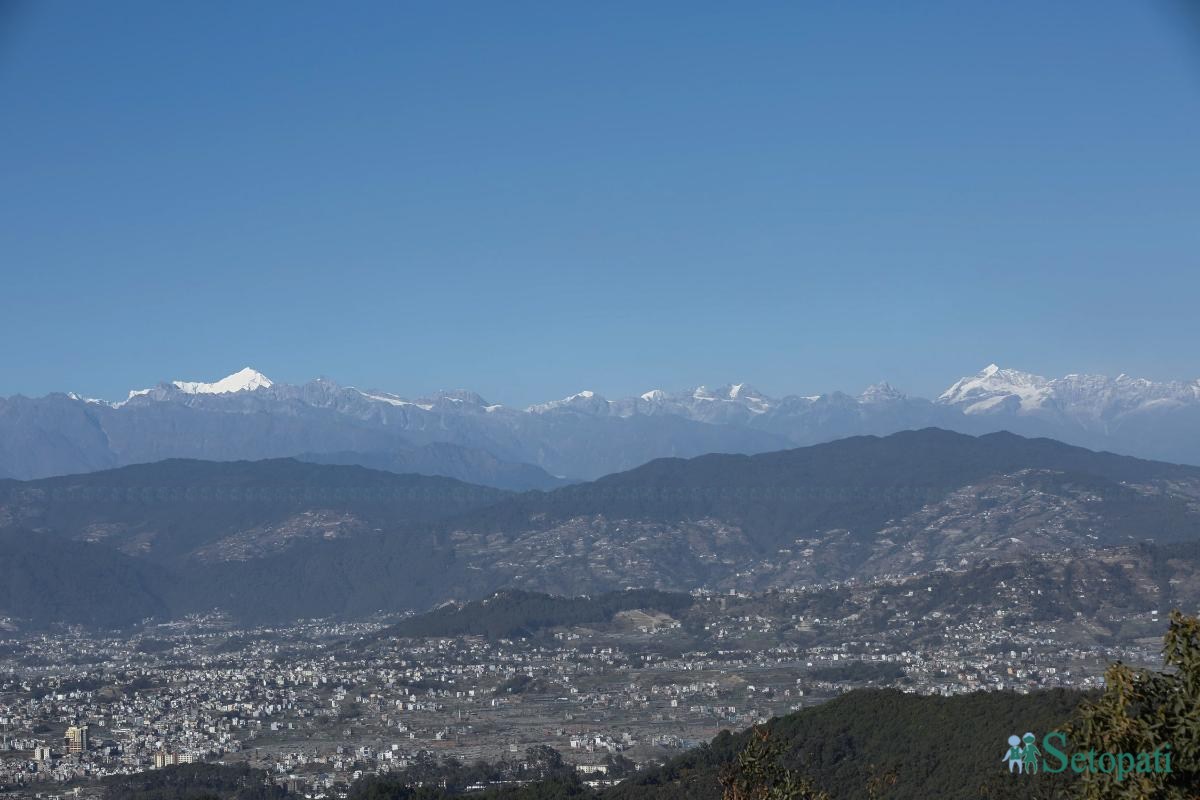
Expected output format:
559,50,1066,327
4,364,1200,483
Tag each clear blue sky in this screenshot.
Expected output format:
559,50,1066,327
2,1,1198,406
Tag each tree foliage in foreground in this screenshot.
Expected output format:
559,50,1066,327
1070,610,1200,800
102,763,290,800
719,727,830,800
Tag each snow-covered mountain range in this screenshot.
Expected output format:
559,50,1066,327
3,364,1199,483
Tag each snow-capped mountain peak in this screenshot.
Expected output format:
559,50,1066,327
66,391,108,405
351,388,433,411
20,365,1200,483
934,365,1200,422
664,383,773,417
936,364,1050,413
172,367,273,395
859,382,905,404
725,382,768,401
526,390,611,415
431,389,491,406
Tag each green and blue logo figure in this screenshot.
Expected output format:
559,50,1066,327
1004,730,1173,782
1003,732,1040,774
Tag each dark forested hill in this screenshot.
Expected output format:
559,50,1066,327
605,688,1089,800
0,528,170,627
2,430,1199,627
382,589,694,640
0,459,506,625
0,457,506,563
297,445,570,492
431,429,1200,598
453,428,1200,550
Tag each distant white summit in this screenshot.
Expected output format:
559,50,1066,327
36,362,1200,481
859,382,906,404
936,363,1200,421
116,367,275,404
90,364,1200,427
937,363,1050,413
171,367,274,395
527,390,611,415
